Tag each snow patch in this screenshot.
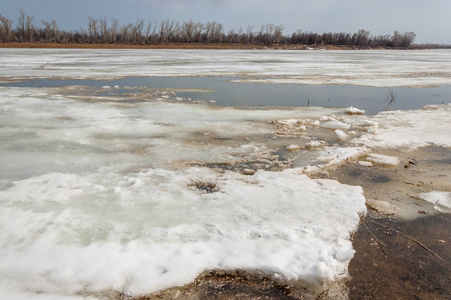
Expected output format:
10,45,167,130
0,168,366,297
300,147,368,174
321,118,351,130
345,106,365,115
335,130,349,141
418,191,451,213
353,104,451,150
365,153,399,167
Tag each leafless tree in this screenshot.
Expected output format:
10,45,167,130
0,14,13,42
0,11,424,48
130,19,144,44
99,18,109,43
119,23,131,43
25,14,34,41
87,17,98,43
159,19,178,43
111,18,119,43
40,20,59,42
181,19,197,42
17,10,26,41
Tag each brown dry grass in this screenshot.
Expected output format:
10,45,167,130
0,42,267,50
0,42,372,50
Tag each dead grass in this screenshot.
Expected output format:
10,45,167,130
188,180,220,193
0,42,384,50
0,42,268,50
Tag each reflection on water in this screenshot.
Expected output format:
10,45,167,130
2,76,450,115
384,88,398,109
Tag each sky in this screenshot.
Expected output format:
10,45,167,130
1,0,450,44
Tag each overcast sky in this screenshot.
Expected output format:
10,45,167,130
2,0,450,44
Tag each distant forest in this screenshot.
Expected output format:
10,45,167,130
0,10,447,48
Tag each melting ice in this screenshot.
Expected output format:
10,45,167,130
0,49,450,299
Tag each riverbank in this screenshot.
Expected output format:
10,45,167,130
0,42,389,50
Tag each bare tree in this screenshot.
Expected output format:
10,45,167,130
0,14,14,42
1,11,422,48
246,25,254,44
392,30,402,47
17,10,26,41
144,22,154,44
354,29,370,47
41,20,52,41
99,18,109,43
181,19,202,42
258,23,281,45
130,19,144,44
87,17,98,43
401,32,416,47
110,18,119,43
119,23,131,43
273,25,284,44
159,19,178,43
25,14,34,41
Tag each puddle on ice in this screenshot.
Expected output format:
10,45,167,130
1,76,450,115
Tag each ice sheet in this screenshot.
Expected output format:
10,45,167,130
418,191,451,213
0,87,367,298
0,167,366,297
0,49,450,87
0,86,342,182
351,104,451,150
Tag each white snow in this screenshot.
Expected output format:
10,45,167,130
0,86,367,298
297,147,369,174
320,116,351,130
365,153,400,167
286,144,301,152
418,191,451,213
335,129,349,141
305,140,328,149
0,49,450,87
352,104,451,150
345,106,365,115
0,167,366,297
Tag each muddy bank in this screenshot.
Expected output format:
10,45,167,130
349,213,450,300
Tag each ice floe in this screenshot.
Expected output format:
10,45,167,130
365,153,400,167
418,191,451,213
345,106,365,115
0,167,366,297
352,104,451,150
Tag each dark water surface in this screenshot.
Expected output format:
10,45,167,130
2,76,450,115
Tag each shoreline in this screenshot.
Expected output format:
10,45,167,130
0,42,409,50
126,146,450,300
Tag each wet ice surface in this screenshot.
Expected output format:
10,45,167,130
1,48,450,87
2,76,450,115
0,86,368,298
0,49,450,299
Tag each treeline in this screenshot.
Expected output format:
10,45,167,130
0,10,422,48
